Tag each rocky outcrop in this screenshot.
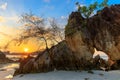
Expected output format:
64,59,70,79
65,12,94,60
14,41,73,75
65,5,120,61
88,5,120,60
15,41,102,75
14,5,120,75
0,51,13,63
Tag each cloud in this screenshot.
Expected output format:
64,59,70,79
0,15,21,39
7,16,19,21
0,25,21,37
0,16,5,22
0,25,22,49
43,0,50,3
61,16,68,20
0,15,19,24
0,2,7,10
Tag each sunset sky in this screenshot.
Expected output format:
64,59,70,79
0,0,120,53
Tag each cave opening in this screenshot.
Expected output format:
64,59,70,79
93,48,108,61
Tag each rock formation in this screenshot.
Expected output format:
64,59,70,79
14,5,120,75
14,41,99,75
65,12,94,60
88,5,120,60
0,51,13,63
65,5,120,61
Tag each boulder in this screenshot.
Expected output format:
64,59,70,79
0,51,13,63
14,41,94,75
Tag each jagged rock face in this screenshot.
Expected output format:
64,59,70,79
65,5,120,60
65,12,94,60
65,32,94,60
14,41,96,75
88,5,120,60
14,41,71,74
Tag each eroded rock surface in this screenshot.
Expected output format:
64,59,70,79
14,41,98,75
65,12,94,60
88,5,120,60
65,5,120,61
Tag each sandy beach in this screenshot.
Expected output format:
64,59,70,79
1,63,120,80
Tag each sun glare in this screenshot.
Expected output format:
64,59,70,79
24,48,29,52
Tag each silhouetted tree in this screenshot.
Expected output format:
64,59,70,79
20,12,49,49
3,13,65,51
19,12,65,50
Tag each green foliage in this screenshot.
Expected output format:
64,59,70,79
76,0,108,18
99,0,108,8
76,2,98,18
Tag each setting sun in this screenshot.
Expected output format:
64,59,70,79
24,48,29,52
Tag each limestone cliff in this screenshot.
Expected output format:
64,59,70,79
88,5,120,60
65,5,120,60
65,12,94,60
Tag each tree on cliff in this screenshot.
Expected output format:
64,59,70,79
76,0,108,18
